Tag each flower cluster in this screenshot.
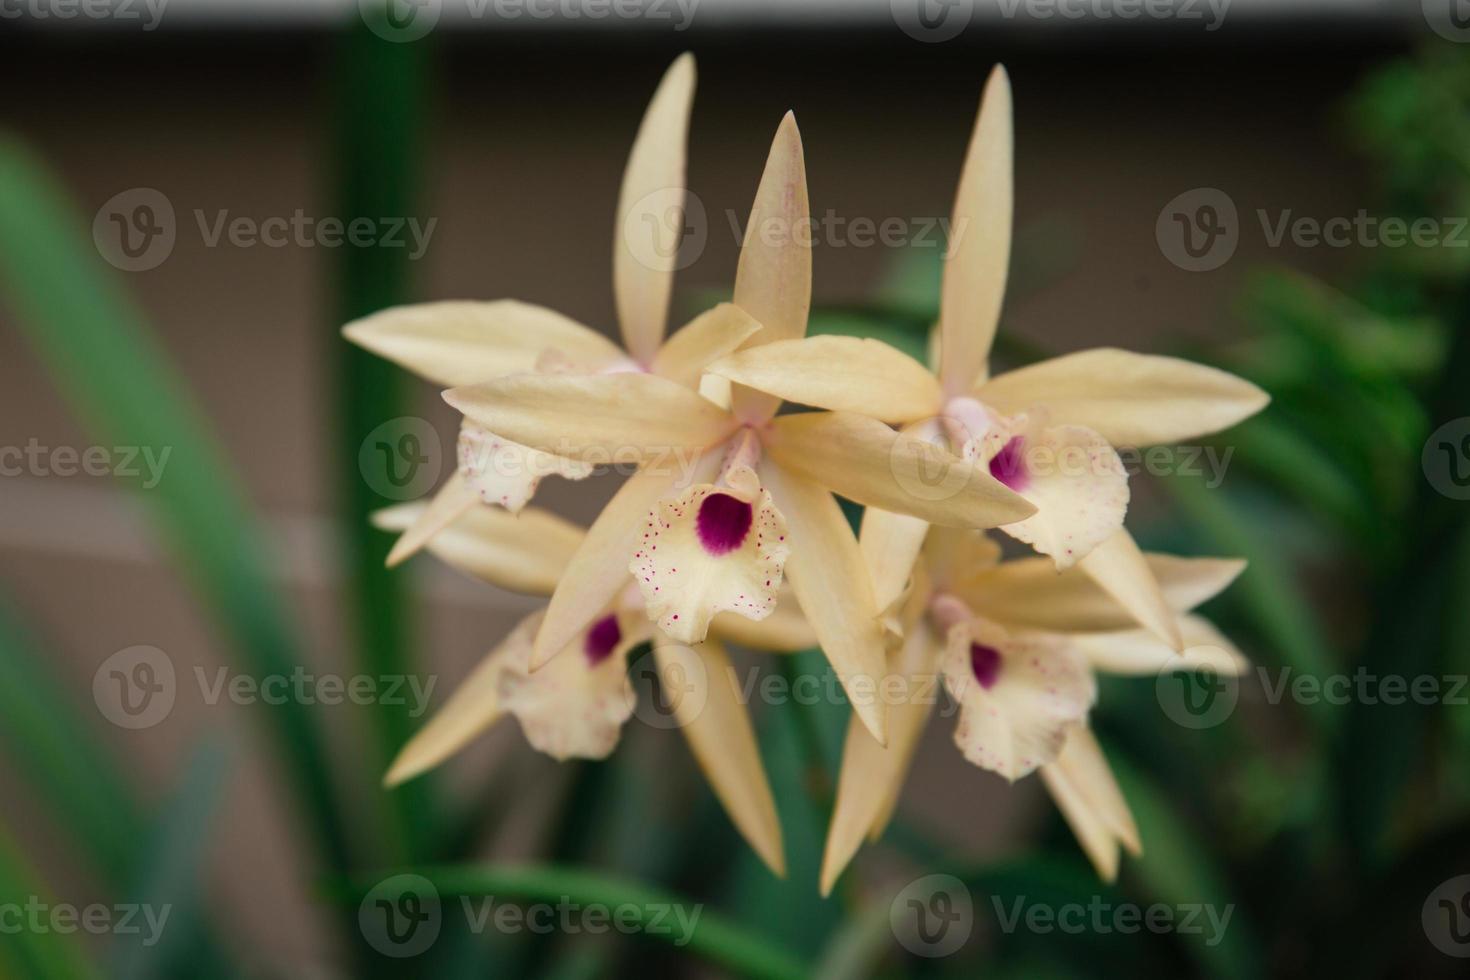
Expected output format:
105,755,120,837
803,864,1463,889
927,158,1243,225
344,54,1267,886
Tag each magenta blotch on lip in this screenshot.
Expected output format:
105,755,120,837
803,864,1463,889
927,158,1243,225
696,492,753,556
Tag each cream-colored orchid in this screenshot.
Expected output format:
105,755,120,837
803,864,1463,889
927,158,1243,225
819,526,1250,893
442,113,1036,746
706,65,1268,652
375,500,816,876
341,54,762,565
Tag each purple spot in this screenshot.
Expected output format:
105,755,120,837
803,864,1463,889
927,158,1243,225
970,643,1002,690
989,435,1028,491
583,614,621,666
696,492,753,556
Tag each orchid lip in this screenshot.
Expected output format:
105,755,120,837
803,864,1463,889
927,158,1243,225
696,492,754,556
970,642,1002,689
583,614,622,666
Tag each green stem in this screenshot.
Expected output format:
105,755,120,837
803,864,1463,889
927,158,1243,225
333,6,436,862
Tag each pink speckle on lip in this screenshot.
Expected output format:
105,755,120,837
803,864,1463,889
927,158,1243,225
696,492,753,556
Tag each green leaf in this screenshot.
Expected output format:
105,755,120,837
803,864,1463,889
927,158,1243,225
0,600,144,887
111,734,236,980
0,139,356,882
1162,478,1338,733
344,864,808,980
0,824,99,980
1110,752,1264,980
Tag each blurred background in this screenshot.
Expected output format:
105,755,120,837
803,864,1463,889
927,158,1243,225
2,0,1469,977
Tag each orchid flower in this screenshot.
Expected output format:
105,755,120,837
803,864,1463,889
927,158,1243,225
441,114,1035,745
819,526,1250,893
373,500,815,875
341,54,762,565
705,65,1268,651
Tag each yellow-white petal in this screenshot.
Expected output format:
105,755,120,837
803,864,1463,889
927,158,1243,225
650,303,763,390
730,113,811,425
939,66,1012,394
759,458,889,745
457,421,594,513
966,411,1129,567
379,472,478,569
711,584,817,651
614,53,697,364
821,618,942,895
1072,614,1249,676
384,612,535,786
374,498,585,597
1039,726,1140,882
444,372,738,464
923,526,1003,592
764,411,1035,529
941,617,1095,781
976,348,1270,447
709,336,942,424
343,300,624,387
655,637,786,876
532,460,709,669
1078,529,1184,651
859,507,931,624
631,465,791,644
500,607,648,761
953,554,1246,633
